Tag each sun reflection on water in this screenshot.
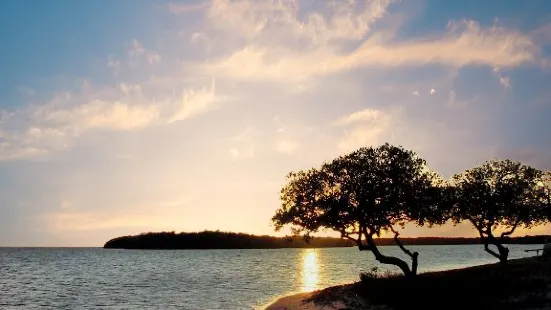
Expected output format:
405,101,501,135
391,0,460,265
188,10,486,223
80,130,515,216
301,249,319,292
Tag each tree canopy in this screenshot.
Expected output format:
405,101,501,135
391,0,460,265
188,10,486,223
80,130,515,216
272,143,449,277
451,159,550,264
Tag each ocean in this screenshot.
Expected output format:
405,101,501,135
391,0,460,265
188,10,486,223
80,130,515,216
0,244,540,309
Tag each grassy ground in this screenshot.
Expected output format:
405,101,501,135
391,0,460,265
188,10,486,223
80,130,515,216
307,257,551,310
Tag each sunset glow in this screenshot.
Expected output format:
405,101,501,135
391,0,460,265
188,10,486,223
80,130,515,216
1,0,550,246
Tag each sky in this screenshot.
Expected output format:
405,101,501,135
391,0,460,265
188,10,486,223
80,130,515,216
1,0,550,246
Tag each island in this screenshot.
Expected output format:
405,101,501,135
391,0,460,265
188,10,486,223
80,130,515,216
104,231,550,250
103,231,354,249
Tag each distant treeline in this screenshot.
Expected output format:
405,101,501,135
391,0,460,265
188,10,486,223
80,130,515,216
373,235,551,246
104,231,551,249
104,231,354,249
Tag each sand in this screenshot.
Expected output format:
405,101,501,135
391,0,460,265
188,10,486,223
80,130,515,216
262,292,348,310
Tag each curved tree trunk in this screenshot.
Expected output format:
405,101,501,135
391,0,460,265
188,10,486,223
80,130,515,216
364,232,414,277
492,238,509,264
391,228,419,276
480,232,510,264
471,220,510,265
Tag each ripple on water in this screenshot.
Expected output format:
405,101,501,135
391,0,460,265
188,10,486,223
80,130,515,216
0,245,540,309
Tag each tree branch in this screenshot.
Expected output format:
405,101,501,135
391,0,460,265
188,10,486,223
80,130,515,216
341,229,369,251
483,242,502,260
389,226,417,259
474,226,501,259
500,218,521,239
364,228,413,277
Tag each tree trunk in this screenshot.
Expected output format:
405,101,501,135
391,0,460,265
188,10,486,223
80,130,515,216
496,242,509,264
481,234,510,264
411,252,418,275
391,228,419,276
364,233,414,277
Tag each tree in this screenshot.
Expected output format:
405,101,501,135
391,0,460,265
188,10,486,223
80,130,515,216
451,159,549,264
542,171,551,221
272,144,448,277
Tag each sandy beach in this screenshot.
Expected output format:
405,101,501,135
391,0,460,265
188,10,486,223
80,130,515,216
262,284,378,310
263,292,348,310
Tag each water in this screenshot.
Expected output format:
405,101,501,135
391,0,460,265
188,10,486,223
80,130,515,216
0,244,541,309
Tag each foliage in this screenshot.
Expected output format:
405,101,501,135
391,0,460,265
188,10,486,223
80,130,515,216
272,143,449,277
338,258,551,310
452,159,550,263
542,171,551,221
359,267,402,283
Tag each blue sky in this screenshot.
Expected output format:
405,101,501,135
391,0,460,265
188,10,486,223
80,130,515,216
1,0,550,246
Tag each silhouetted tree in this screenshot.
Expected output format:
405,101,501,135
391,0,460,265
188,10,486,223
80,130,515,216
543,171,551,221
451,159,550,264
272,144,449,277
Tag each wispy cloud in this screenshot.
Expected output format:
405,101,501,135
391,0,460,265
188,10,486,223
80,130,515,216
167,78,217,123
228,126,258,160
335,108,381,126
196,1,540,82
204,0,392,42
0,79,218,161
499,76,511,89
274,139,299,155
128,39,163,66
336,107,399,152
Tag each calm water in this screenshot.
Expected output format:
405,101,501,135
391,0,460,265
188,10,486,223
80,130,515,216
0,245,541,309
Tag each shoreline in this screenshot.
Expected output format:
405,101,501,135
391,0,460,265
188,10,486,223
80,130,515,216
261,292,313,310
262,291,354,310
262,257,551,310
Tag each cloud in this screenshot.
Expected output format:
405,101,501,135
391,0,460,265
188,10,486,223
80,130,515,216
43,208,187,232
275,139,299,155
0,79,218,161
127,39,163,67
228,126,258,160
129,39,145,56
413,91,419,96
430,88,436,95
335,108,381,126
51,100,160,131
499,75,511,89
197,3,540,82
446,90,478,108
191,32,213,52
147,53,162,64
204,0,392,43
167,78,217,123
336,107,398,152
